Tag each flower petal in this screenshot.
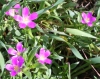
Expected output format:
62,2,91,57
45,50,51,57
7,48,17,55
87,12,96,22
14,4,20,9
10,71,17,76
38,60,45,64
8,9,15,17
22,7,30,17
18,56,24,67
45,58,52,64
19,23,26,28
91,17,96,22
35,53,39,59
81,19,85,24
27,21,36,28
11,56,18,65
82,12,87,18
29,12,38,20
5,64,14,71
39,48,45,55
87,12,92,17
14,15,22,22
16,42,23,53
87,23,93,27
5,11,9,15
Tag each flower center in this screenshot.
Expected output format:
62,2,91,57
9,9,15,17
85,17,90,23
39,55,46,61
17,52,20,56
22,17,29,24
14,65,19,72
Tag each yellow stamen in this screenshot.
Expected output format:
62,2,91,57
17,52,20,56
23,17,29,23
14,65,19,72
39,55,46,61
85,17,90,23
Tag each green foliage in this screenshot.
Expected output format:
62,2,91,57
0,0,100,79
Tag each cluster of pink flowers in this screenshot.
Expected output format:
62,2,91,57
6,42,25,76
5,3,97,78
6,43,52,76
5,4,38,28
5,3,52,77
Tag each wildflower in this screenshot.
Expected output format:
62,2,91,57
35,48,52,64
5,56,24,76
81,12,96,27
7,42,25,56
14,7,38,28
5,4,20,17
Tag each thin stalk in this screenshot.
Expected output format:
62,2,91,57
27,28,34,39
19,72,22,79
24,28,28,47
82,49,100,77
68,62,71,79
12,77,15,79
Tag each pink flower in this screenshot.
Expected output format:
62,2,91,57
35,48,52,64
14,7,38,28
7,42,25,56
5,4,20,17
6,56,24,76
81,12,96,27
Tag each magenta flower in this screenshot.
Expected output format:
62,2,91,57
7,42,25,56
6,56,24,76
5,4,20,17
14,7,38,28
35,48,52,64
81,12,96,27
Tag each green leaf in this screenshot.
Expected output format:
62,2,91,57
49,15,62,23
52,53,64,61
0,52,5,76
24,70,32,79
49,30,67,36
28,46,40,64
15,30,21,36
0,40,7,51
66,42,84,59
45,69,51,78
71,62,79,69
26,0,46,2
38,0,45,10
36,24,44,33
66,28,96,38
65,2,76,8
75,11,81,22
68,10,75,18
52,0,64,7
32,63,47,69
89,57,100,64
37,5,52,15
37,0,64,15
48,34,65,42
97,7,100,20
0,0,6,4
